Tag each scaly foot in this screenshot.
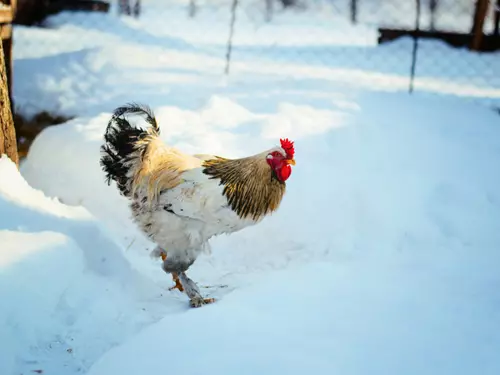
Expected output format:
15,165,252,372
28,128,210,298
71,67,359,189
178,272,216,308
189,296,216,308
168,272,185,292
159,251,185,293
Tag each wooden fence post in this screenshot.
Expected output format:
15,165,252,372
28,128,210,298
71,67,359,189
350,0,358,24
494,0,500,36
429,0,438,30
471,0,490,50
0,0,13,112
0,32,18,167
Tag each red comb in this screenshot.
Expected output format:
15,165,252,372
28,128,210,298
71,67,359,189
280,138,295,159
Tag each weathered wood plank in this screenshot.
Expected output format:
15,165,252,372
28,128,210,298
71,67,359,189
0,33,18,167
0,23,11,40
1,25,12,112
0,6,13,23
47,0,110,13
15,0,109,25
10,0,17,15
0,2,13,117
378,28,500,52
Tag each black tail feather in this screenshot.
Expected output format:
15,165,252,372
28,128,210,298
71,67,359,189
100,103,159,197
111,103,159,134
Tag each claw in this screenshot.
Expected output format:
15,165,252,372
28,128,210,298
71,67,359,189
168,272,185,292
189,297,216,308
159,252,185,292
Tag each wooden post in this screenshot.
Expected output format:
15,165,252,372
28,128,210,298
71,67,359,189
350,0,358,24
265,0,273,22
133,0,141,17
0,0,13,107
188,0,196,17
409,0,422,93
471,0,490,51
1,25,12,110
0,33,18,167
429,0,438,31
225,0,238,75
494,0,500,36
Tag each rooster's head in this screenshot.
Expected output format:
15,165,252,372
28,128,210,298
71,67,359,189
266,138,295,182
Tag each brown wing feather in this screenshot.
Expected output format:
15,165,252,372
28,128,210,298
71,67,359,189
202,155,286,221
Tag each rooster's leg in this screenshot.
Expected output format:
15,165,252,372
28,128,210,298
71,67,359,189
159,251,185,292
169,272,184,292
178,272,216,308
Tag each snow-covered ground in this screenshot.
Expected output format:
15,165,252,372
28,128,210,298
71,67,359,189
2,2,500,375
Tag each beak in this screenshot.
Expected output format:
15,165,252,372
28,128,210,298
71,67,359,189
286,159,296,166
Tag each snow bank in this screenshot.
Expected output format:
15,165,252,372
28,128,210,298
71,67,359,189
20,90,500,374
0,156,172,375
9,2,500,374
0,230,82,375
88,257,500,375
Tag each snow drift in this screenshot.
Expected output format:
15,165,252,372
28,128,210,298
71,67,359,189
5,2,500,374
0,156,175,375
18,91,500,375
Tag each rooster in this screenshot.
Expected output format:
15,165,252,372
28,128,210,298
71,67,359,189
100,103,295,307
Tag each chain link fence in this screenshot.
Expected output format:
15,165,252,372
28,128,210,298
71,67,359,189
12,0,500,119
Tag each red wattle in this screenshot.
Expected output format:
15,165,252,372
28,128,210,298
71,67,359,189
278,164,292,182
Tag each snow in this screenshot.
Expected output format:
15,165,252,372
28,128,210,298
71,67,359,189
16,91,500,374
88,259,500,375
0,156,178,374
4,2,500,375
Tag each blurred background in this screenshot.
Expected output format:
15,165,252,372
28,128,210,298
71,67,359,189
3,0,500,156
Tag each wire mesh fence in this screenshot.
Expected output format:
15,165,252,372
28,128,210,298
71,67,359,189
12,0,500,118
